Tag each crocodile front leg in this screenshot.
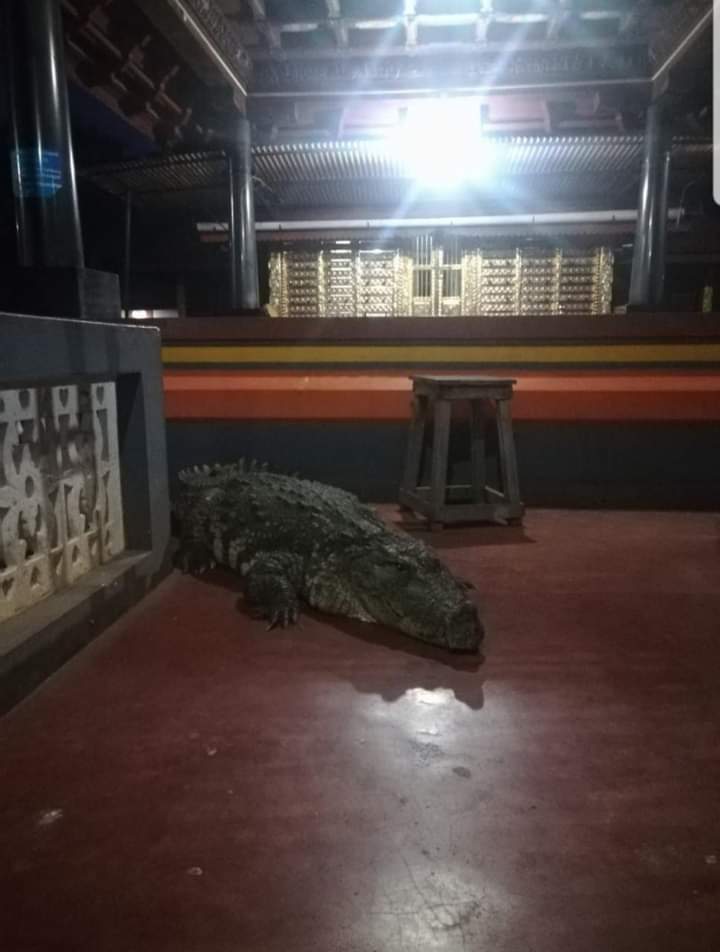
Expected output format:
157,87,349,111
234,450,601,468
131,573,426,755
172,502,215,575
242,552,304,629
174,537,216,575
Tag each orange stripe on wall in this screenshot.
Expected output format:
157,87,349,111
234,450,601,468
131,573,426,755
163,372,720,423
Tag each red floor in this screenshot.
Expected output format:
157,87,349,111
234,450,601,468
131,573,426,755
1,510,719,951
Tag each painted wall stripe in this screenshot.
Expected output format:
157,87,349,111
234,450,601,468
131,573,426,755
163,343,720,366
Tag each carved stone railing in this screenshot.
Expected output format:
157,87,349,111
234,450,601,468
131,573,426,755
0,382,125,622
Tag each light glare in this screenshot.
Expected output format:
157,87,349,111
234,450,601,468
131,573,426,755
386,99,493,190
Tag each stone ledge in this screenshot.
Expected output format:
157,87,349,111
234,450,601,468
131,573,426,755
0,551,170,715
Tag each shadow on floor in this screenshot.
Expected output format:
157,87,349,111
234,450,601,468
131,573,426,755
398,519,537,549
182,566,486,708
317,614,486,708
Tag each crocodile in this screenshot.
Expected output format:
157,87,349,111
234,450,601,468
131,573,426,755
173,461,483,653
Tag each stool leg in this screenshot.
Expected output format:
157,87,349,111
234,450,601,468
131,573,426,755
401,395,428,498
429,399,451,528
496,398,523,521
470,399,486,503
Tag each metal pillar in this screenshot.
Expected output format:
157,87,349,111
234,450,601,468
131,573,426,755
123,192,132,319
629,102,670,310
651,146,672,307
5,0,84,269
227,153,238,308
228,116,259,311
176,278,187,318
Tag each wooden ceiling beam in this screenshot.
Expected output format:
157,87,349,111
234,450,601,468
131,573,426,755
135,0,252,96
253,34,643,62
545,1,574,42
246,0,282,50
326,1,349,49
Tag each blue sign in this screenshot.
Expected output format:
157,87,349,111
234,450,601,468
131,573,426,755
11,148,63,198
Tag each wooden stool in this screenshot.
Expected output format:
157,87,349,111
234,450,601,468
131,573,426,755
399,376,524,529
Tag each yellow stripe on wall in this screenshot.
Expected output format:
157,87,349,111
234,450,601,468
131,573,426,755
162,343,720,365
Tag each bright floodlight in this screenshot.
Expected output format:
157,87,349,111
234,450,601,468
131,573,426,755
387,99,492,189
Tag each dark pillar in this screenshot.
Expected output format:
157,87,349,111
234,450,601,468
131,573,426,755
2,0,120,320
228,116,259,311
629,102,670,310
227,153,238,309
176,278,187,318
651,146,672,308
6,0,84,268
123,192,133,319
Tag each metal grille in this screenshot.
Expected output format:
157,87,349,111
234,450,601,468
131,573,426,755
412,234,435,317
286,250,323,317
357,249,397,317
268,251,287,316
0,382,125,623
268,239,613,317
325,245,356,317
474,250,520,316
518,250,559,315
439,237,463,317
558,250,612,314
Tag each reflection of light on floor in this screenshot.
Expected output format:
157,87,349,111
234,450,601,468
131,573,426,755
368,855,516,949
405,687,457,706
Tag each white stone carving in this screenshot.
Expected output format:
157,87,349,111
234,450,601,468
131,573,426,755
0,382,125,623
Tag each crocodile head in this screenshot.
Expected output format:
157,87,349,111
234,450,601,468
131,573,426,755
342,536,483,653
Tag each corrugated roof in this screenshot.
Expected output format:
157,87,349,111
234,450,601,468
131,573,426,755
81,151,228,199
80,136,711,210
252,136,646,181
253,136,709,180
